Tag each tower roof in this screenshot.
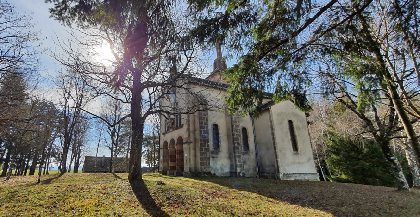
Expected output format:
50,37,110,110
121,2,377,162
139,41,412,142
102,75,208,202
207,39,227,83
212,39,227,73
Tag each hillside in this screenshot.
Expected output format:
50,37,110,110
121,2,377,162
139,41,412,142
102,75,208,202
0,173,419,216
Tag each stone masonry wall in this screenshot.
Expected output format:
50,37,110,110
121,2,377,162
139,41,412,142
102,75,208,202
199,111,210,172
232,115,243,175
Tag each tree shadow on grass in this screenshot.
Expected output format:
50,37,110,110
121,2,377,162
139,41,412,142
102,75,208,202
129,178,169,217
23,173,64,187
192,176,420,217
112,172,123,180
41,173,64,184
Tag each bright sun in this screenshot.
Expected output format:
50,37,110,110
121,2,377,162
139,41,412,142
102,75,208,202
94,40,116,65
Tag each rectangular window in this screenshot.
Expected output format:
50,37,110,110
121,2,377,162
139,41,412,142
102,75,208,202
288,120,298,152
212,124,220,150
175,113,182,128
242,127,249,152
166,117,175,132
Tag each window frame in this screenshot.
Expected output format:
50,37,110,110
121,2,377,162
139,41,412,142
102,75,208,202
242,127,249,152
288,120,299,153
212,123,220,151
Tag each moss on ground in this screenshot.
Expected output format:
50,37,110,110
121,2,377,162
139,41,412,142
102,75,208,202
0,173,419,216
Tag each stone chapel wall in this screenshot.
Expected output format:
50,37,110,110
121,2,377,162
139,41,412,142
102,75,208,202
269,101,319,180
254,111,278,178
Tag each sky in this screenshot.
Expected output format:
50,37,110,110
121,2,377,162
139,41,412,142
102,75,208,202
10,0,230,167
12,0,68,85
11,0,116,162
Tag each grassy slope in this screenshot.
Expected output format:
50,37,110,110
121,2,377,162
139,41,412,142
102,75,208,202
0,173,418,217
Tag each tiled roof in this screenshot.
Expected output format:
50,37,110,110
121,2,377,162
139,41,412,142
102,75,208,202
186,76,229,90
258,100,275,111
185,76,273,99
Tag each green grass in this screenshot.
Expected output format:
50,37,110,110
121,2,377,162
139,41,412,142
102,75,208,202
0,173,419,216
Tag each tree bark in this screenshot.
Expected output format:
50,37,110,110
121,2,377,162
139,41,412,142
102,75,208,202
73,142,81,173
17,156,25,176
37,142,48,183
45,157,50,175
68,148,74,173
23,153,31,176
129,66,144,180
404,145,420,187
43,144,51,175
379,139,410,190
385,82,420,165
1,149,10,177
29,151,38,175
60,146,69,174
110,128,115,173
128,17,148,180
73,154,80,173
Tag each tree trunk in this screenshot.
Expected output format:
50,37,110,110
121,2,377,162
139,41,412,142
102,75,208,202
1,149,10,177
127,15,148,180
0,147,4,166
110,129,115,173
157,129,161,172
129,67,144,180
404,144,420,187
68,152,74,173
112,132,120,173
37,143,47,184
379,139,410,190
61,137,70,174
73,159,80,173
44,141,53,175
14,166,18,176
29,151,38,175
43,151,49,175
45,157,50,175
385,82,420,164
110,145,114,173
73,145,81,173
5,165,13,180
18,156,25,176
23,154,31,176
43,160,47,175
126,134,131,172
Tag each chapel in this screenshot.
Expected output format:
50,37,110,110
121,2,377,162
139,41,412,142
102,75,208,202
159,44,319,180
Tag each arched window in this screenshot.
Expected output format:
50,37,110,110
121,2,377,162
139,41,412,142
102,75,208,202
288,120,299,152
242,127,249,152
212,124,220,150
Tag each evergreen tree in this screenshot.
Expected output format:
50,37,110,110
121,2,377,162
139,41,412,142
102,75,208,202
325,132,397,187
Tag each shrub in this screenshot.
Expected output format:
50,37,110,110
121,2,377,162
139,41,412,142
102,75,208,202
325,133,396,187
